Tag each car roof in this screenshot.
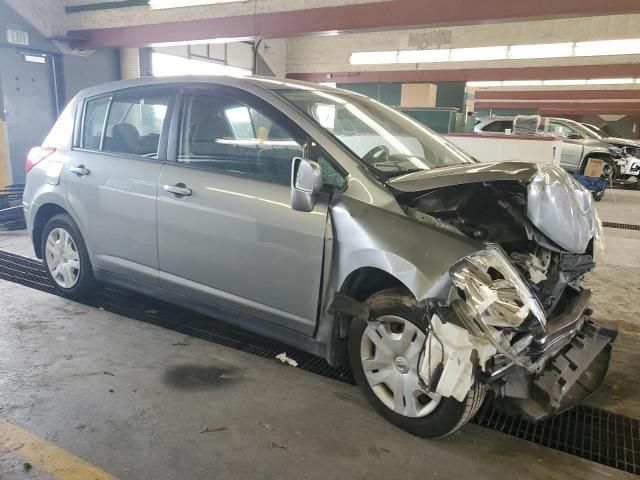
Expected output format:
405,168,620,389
73,75,341,101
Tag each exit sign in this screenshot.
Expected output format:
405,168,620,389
6,29,29,46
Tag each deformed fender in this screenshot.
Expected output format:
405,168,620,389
329,196,480,301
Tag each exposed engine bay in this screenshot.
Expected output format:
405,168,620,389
392,167,615,420
404,179,594,317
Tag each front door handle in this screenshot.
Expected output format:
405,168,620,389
69,165,90,176
163,183,192,197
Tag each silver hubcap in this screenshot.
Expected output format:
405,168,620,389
360,315,441,418
45,228,80,289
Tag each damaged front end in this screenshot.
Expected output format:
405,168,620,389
391,163,616,420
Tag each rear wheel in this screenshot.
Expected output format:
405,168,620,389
348,288,486,438
42,213,95,300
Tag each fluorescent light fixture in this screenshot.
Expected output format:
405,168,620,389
468,78,640,88
586,77,636,85
397,49,450,63
467,81,503,87
542,79,588,86
575,39,640,57
350,51,398,65
502,80,543,86
509,42,573,59
150,0,245,9
318,82,337,88
350,37,640,66
450,46,508,62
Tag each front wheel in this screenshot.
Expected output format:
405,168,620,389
42,213,96,300
348,288,486,438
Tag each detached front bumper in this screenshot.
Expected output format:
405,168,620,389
493,290,617,420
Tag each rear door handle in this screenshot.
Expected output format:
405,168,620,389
69,165,90,176
163,183,192,197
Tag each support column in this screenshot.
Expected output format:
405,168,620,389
120,48,141,80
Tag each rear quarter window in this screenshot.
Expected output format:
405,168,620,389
43,101,76,149
82,96,110,150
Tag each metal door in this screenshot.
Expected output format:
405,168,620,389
0,49,57,184
547,121,583,172
65,87,174,286
157,164,329,335
157,88,329,335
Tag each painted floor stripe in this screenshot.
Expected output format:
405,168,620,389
0,418,118,480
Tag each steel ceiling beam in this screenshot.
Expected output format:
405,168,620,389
68,0,640,48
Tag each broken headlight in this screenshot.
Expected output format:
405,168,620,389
593,208,606,263
450,244,547,330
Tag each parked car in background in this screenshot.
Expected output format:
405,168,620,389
24,76,615,438
580,123,640,185
474,116,621,178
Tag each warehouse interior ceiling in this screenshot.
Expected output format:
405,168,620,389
5,0,640,118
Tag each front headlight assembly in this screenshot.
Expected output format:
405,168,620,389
593,208,606,263
449,245,547,368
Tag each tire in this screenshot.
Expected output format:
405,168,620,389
41,213,96,300
348,288,486,438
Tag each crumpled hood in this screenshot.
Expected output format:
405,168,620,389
602,137,640,149
388,161,541,192
389,161,596,254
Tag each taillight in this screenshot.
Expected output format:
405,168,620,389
26,146,56,174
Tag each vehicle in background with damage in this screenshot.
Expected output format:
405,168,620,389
23,76,615,438
475,115,622,181
580,122,640,187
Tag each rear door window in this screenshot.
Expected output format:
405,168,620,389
82,96,109,150
102,91,171,158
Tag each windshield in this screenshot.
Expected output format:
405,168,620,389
277,89,475,177
564,120,603,139
581,123,607,139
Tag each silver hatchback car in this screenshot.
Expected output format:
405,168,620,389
24,76,615,438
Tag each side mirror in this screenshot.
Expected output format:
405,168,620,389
567,132,583,140
291,157,323,212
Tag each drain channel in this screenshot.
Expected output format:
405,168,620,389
602,221,640,231
0,248,638,475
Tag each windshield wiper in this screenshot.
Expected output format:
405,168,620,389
383,168,425,179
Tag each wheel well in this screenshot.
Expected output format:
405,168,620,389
580,153,614,174
32,203,67,259
326,268,410,367
340,267,409,301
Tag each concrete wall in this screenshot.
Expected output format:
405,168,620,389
258,39,287,78
62,49,121,103
3,0,65,39
0,0,60,53
65,0,373,30
286,14,640,74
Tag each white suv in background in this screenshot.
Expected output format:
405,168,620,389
474,116,621,177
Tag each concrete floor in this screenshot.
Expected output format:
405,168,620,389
0,189,639,479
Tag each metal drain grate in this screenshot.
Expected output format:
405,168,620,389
0,185,27,231
475,402,640,474
602,221,640,231
1,249,639,475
